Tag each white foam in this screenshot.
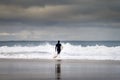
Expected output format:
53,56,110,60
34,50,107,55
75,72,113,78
0,43,120,60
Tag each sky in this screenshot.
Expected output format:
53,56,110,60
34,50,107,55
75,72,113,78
0,0,120,41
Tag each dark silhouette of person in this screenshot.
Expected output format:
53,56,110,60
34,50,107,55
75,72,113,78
55,40,62,55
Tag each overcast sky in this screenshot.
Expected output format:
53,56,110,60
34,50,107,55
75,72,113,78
0,0,120,41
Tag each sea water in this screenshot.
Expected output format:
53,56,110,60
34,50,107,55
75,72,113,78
0,41,120,60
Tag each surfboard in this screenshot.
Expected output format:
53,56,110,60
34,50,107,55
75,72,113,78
53,55,58,58
54,57,62,61
53,54,61,59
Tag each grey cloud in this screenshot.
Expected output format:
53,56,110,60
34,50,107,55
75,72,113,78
0,0,120,40
0,0,120,25
0,0,73,7
0,0,118,6
0,26,120,41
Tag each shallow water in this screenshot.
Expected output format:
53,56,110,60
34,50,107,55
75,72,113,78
0,59,120,80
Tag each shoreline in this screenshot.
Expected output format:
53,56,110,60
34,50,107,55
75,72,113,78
0,58,120,64
0,58,120,61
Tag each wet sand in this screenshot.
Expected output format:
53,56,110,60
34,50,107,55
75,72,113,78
0,59,120,80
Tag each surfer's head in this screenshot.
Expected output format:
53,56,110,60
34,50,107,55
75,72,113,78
58,40,60,43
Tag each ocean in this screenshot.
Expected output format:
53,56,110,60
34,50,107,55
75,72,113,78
0,41,120,60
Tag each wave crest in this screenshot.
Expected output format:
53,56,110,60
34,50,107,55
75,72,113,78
0,43,120,60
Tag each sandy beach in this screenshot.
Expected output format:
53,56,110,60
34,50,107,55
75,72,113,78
0,59,120,80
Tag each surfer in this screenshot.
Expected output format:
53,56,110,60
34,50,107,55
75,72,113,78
54,40,63,58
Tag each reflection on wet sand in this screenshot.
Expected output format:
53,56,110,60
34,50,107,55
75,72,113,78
55,60,61,80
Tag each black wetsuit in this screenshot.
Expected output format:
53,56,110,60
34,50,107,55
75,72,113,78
56,43,62,54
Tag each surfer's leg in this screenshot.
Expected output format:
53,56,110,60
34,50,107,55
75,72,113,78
57,50,61,58
54,50,61,58
57,50,61,54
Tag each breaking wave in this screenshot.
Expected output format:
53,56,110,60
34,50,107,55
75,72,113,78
0,43,120,60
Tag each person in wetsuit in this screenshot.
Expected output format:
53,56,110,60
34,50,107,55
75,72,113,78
55,40,62,55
